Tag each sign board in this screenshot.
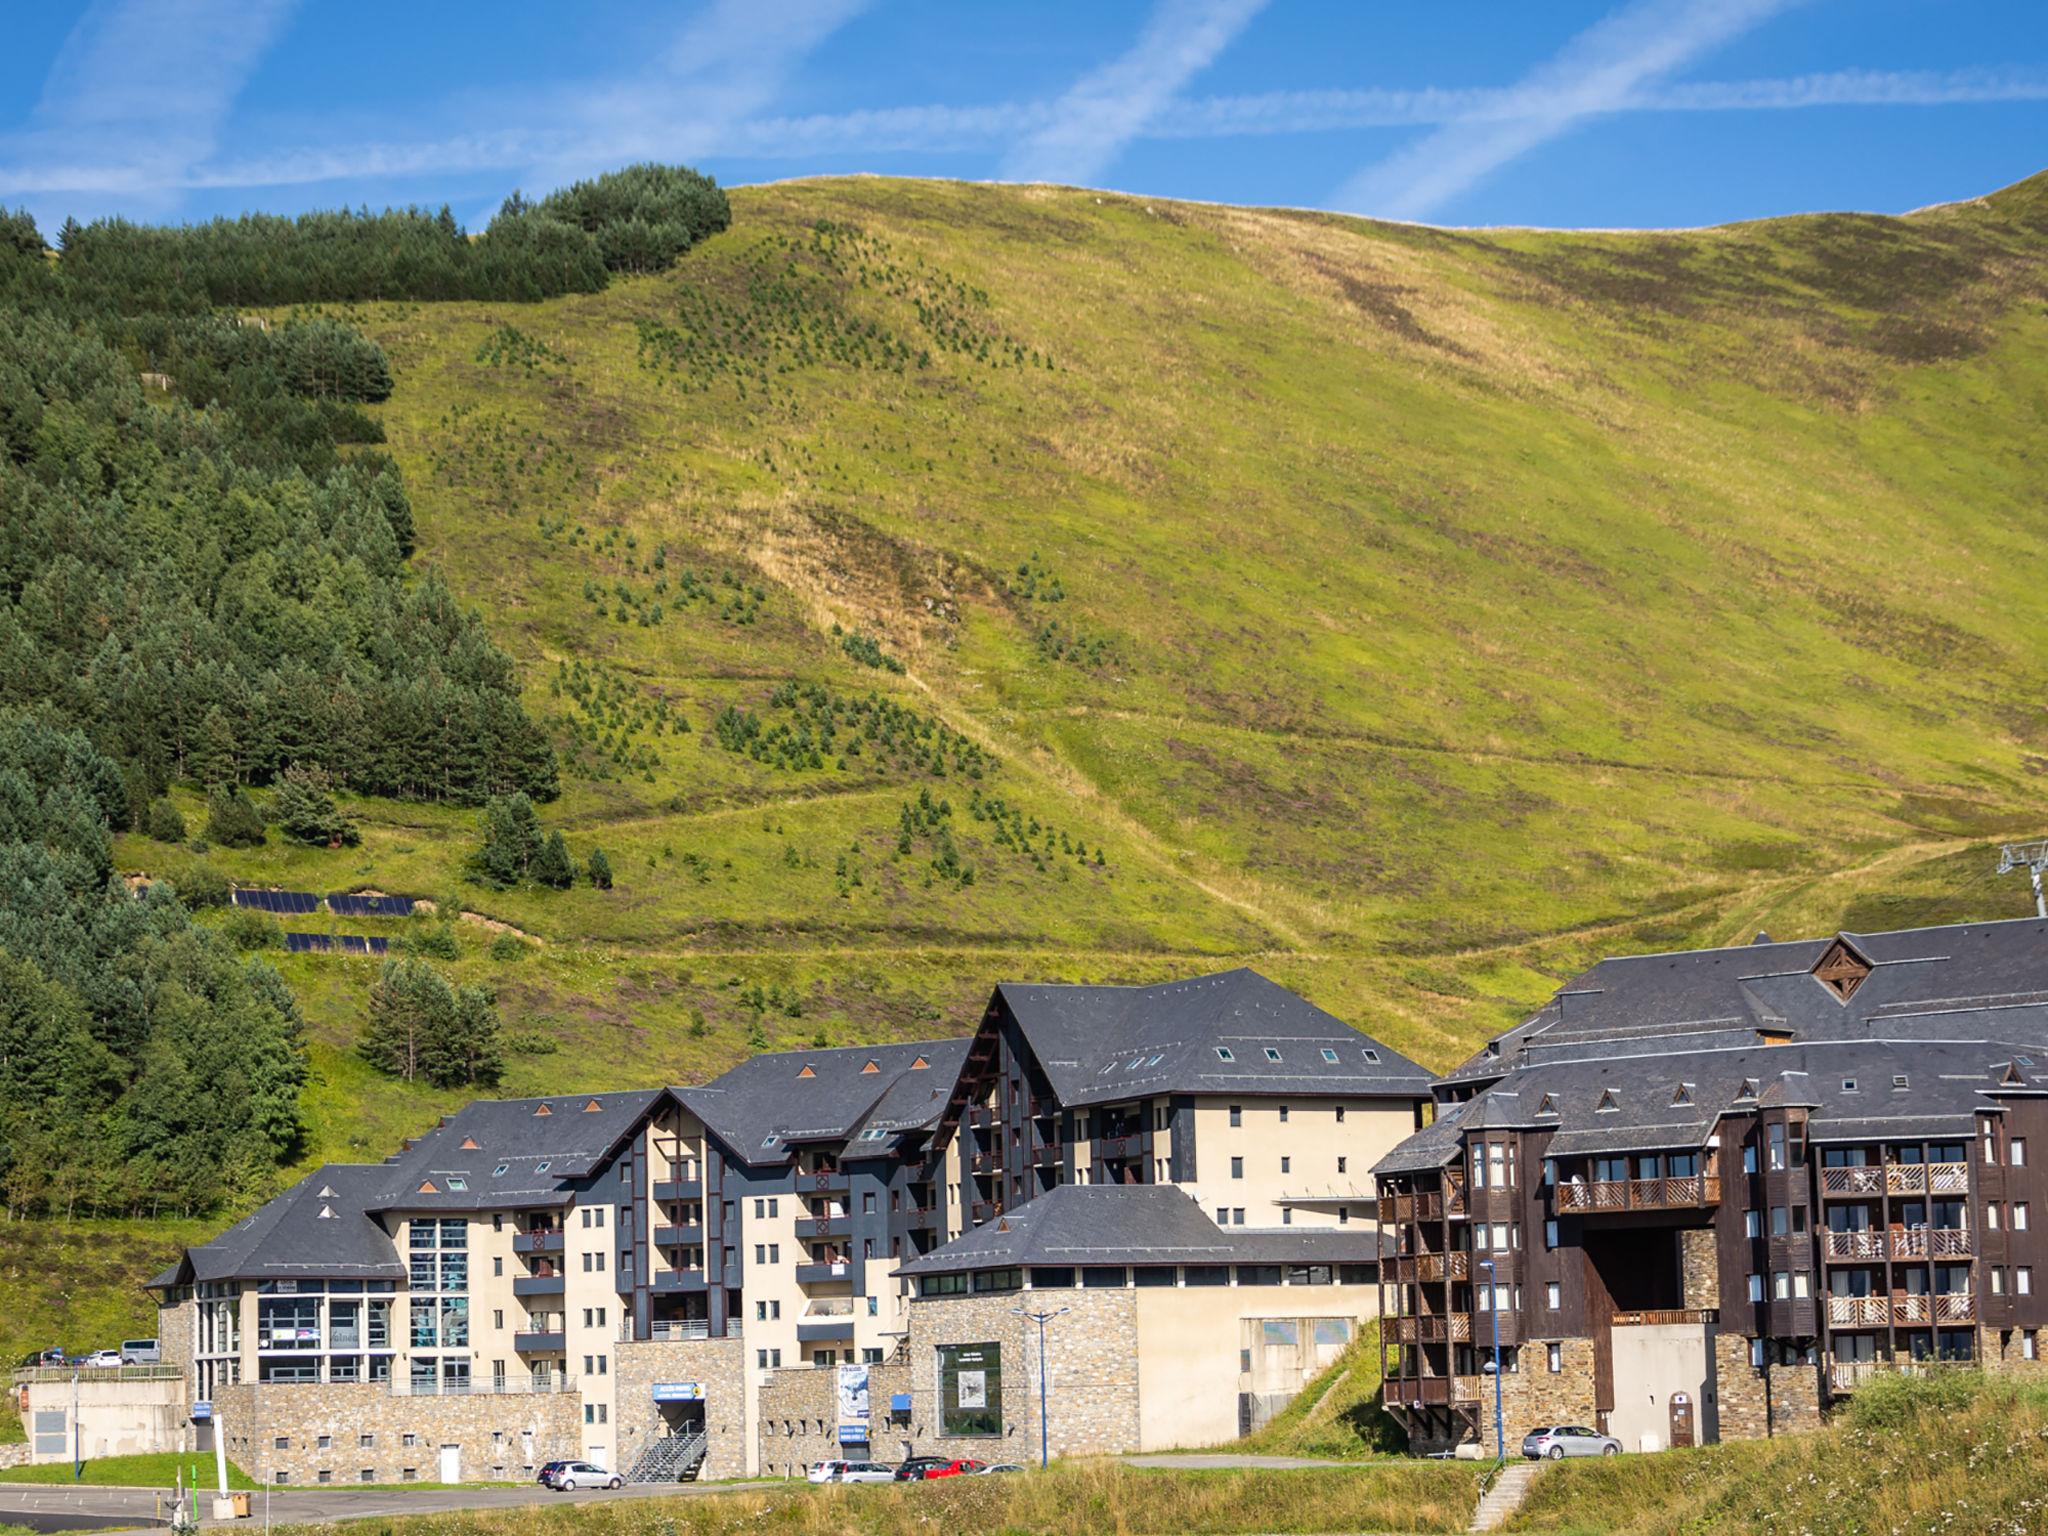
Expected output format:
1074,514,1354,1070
652,1381,703,1403
837,1424,869,1444
956,1370,987,1409
836,1363,870,1429
191,1402,213,1423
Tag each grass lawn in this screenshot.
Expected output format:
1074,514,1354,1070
0,1452,257,1489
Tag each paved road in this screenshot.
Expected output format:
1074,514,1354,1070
0,1477,779,1532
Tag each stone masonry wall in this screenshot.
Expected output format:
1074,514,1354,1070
209,1380,582,1485
1985,1325,2048,1377
754,1363,911,1477
905,1288,1139,1463
0,1444,28,1470
1713,1333,1821,1440
1462,1338,1600,1458
159,1299,195,1377
1679,1230,1719,1313
614,1336,748,1482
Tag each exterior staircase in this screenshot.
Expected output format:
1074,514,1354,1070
625,1430,709,1484
1469,1460,1540,1532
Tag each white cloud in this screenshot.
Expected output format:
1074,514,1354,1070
1329,0,1805,220
0,0,297,199
999,0,1269,185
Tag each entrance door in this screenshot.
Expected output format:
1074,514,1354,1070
1668,1393,1694,1449
438,1444,461,1483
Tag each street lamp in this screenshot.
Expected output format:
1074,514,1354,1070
1477,1258,1503,1464
1011,1305,1069,1468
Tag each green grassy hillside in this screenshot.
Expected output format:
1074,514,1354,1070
11,171,2048,1403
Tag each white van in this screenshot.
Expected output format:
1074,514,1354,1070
120,1340,161,1365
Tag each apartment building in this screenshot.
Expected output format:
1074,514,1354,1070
1373,919,2048,1457
146,967,1430,1483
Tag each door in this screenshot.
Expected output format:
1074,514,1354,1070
1668,1393,1694,1449
439,1444,461,1483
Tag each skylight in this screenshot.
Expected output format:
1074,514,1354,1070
446,1176,468,1191
1147,1054,1164,1067
534,1161,550,1173
493,1163,510,1176
1320,1048,1339,1063
1362,1049,1380,1064
1215,1047,1234,1062
761,1135,781,1150
1264,1048,1282,1063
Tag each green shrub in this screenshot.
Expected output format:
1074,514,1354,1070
273,763,358,847
166,860,230,908
145,798,186,843
488,932,527,962
220,908,278,951
203,785,266,848
402,921,461,960
1843,1365,1987,1430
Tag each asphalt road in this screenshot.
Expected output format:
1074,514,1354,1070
0,1477,778,1532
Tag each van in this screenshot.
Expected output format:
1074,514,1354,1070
120,1340,161,1365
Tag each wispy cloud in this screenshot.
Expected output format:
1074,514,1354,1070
0,0,297,200
1330,0,1804,220
999,0,1269,185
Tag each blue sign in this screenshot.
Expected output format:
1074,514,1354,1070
653,1382,703,1403
889,1393,912,1412
191,1402,213,1422
837,1425,869,1444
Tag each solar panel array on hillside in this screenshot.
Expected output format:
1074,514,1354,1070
328,893,416,917
284,933,390,956
232,889,319,913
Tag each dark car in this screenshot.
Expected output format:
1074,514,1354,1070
893,1456,952,1481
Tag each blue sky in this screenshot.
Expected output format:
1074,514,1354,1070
1,0,2042,234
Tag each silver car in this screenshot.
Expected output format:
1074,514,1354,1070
1522,1424,1621,1459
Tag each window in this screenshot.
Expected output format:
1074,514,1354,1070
1337,1156,1347,1174
494,1163,509,1176
1229,1105,1242,1127
1547,1343,1562,1374
1231,1157,1244,1179
1774,1271,1791,1300
2021,1267,2034,1297
492,1257,503,1277
1215,1048,1234,1062
1743,1144,1759,1175
1233,1208,1245,1225
1745,1210,1761,1239
360,1470,374,1484
359,1434,374,1449
1280,1156,1291,1174
2026,1330,2039,1362
2015,1139,2029,1168
1335,1106,1346,1123
1321,1048,1339,1063
1989,1204,2003,1231
1282,1208,1293,1225
1748,1274,1765,1303
1363,1049,1380,1064
1771,1206,1789,1236
1545,1282,1561,1309
2018,1203,2031,1232
1279,1105,1290,1123
937,1343,1003,1437
769,1244,779,1263
402,1434,417,1449
1544,1219,1558,1250
1264,1048,1282,1063
1993,1268,2007,1296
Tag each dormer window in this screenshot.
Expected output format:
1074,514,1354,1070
1811,938,1872,1003
1673,1084,1693,1107
1536,1093,1557,1117
797,1065,816,1079
533,1102,553,1116
1737,1078,1760,1100
1596,1089,1619,1113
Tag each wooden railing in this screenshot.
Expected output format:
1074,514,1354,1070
1889,1227,1971,1259
1556,1174,1720,1213
1821,1167,1883,1196
1822,1230,1884,1260
1822,1163,1968,1197
1379,1191,1445,1225
1443,1169,1469,1216
1828,1359,1969,1395
1612,1308,1717,1327
1387,1313,1473,1345
1827,1295,1888,1326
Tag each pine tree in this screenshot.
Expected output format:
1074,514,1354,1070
189,707,239,789
273,762,358,846
146,798,186,843
533,829,575,889
587,847,614,890
204,785,266,847
473,792,542,886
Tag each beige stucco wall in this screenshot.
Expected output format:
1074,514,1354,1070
1186,1097,1409,1228
20,1375,185,1464
1607,1323,1714,1452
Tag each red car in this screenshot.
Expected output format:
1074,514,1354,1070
917,1458,985,1481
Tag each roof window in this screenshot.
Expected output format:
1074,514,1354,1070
1264,1048,1282,1063
534,1161,550,1174
1737,1078,1759,1100
1215,1047,1234,1062
446,1176,468,1192
1320,1048,1339,1064
1672,1084,1693,1107
1147,1053,1164,1067
1536,1093,1557,1116
1362,1048,1380,1064
761,1135,781,1150
1842,1078,1859,1093
1892,1075,1909,1090
493,1163,510,1176
1595,1089,1618,1113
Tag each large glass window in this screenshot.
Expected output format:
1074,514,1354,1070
259,1297,321,1351
937,1343,1003,1438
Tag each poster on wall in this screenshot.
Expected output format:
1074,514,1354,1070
837,1362,871,1432
957,1370,987,1408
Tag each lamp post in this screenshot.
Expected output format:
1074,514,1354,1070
1477,1258,1504,1464
1011,1305,1069,1468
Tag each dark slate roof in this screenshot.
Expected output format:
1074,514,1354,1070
894,1184,1385,1276
681,1038,968,1165
149,1165,402,1289
373,1089,663,1212
995,968,1431,1107
1379,919,2048,1174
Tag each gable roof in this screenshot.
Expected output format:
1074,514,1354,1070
149,1164,402,1290
679,1038,969,1164
994,968,1431,1107
373,1089,663,1212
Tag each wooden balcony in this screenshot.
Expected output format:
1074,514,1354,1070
1094,1132,1144,1162
1555,1174,1720,1213
1826,1295,1888,1326
1821,1230,1885,1261
1388,1251,1471,1285
1828,1359,1972,1395
1888,1227,1971,1259
969,1150,1000,1175
1443,1169,1469,1216
1820,1163,1968,1198
1030,1141,1064,1168
1612,1308,1717,1327
1387,1313,1474,1345
965,1105,997,1130
1382,1375,1472,1408
1378,1191,1445,1225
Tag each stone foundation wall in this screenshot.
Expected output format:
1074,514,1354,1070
209,1380,582,1485
754,1363,911,1477
615,1336,748,1482
905,1288,1139,1464
1455,1338,1600,1458
159,1300,194,1378
1713,1333,1821,1440
1679,1231,1719,1312
1985,1325,2048,1376
0,1444,29,1470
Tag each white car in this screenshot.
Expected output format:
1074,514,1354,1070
807,1460,852,1484
82,1350,124,1368
548,1461,621,1491
838,1462,899,1484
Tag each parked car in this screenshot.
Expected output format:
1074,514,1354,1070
977,1463,1026,1474
893,1456,951,1481
837,1462,899,1484
120,1340,161,1365
807,1460,853,1483
16,1348,62,1368
1522,1425,1621,1460
539,1460,621,1490
909,1458,985,1480
81,1349,124,1368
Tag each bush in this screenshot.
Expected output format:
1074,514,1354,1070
1844,1365,1987,1430
532,164,731,274
587,847,614,890
488,931,527,962
220,908,278,951
166,860,230,908
505,1030,558,1054
401,920,461,960
203,786,266,848
146,798,187,843
273,763,358,847
473,793,542,887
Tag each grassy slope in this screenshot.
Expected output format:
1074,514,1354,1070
1227,1323,1406,1460
1506,1371,2048,1535
13,171,2048,1405
0,1452,256,1489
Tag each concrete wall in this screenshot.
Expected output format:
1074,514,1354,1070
1608,1323,1714,1452
19,1374,185,1464
210,1380,582,1485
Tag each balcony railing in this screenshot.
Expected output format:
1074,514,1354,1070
1555,1174,1720,1213
969,1201,999,1225
1831,1291,1974,1328
1030,1141,1064,1168
1828,1359,1971,1395
513,1331,565,1353
965,1105,997,1130
1389,1251,1472,1285
512,1274,565,1297
969,1151,1000,1175
1386,1313,1474,1345
1889,1227,1972,1259
1612,1308,1717,1327
512,1230,564,1255
655,1223,706,1248
1443,1169,1468,1216
893,1205,941,1231
1822,1230,1885,1261
796,1259,854,1285
798,1167,848,1194
628,1319,739,1343
653,1177,703,1203
388,1374,578,1397
1094,1132,1143,1162
1820,1164,1968,1197
1381,1376,1468,1407
1826,1295,1888,1326
795,1215,849,1240
1378,1191,1445,1225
